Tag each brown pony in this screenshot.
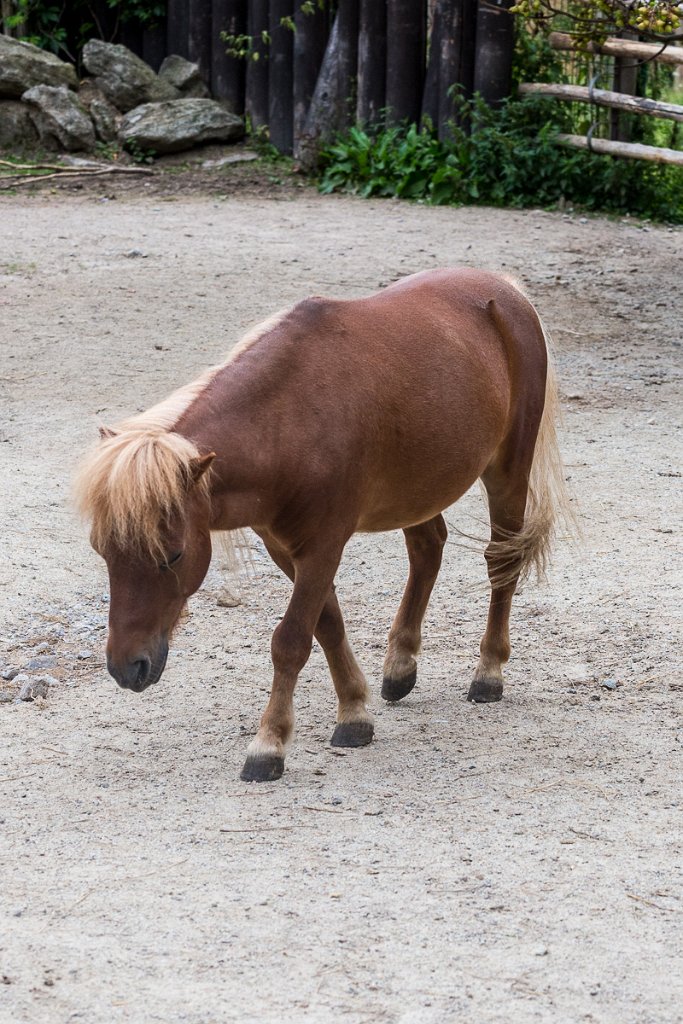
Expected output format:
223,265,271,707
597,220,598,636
75,269,572,782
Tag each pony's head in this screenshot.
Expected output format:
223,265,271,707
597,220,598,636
75,427,215,692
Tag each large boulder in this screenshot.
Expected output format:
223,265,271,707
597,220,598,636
119,98,243,155
0,36,77,98
158,55,210,99
22,85,96,151
78,79,121,143
82,39,179,113
0,100,39,149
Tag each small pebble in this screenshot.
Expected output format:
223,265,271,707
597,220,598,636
77,650,93,660
601,678,618,691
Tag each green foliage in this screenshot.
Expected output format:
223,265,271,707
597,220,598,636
1,0,165,57
510,1,682,44
3,0,69,53
319,95,683,224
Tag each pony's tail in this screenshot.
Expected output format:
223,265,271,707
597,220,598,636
489,326,578,588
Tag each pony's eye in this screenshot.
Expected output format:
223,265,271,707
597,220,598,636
160,551,183,571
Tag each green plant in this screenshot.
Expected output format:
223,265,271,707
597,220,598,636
123,138,156,164
319,95,683,224
1,0,165,58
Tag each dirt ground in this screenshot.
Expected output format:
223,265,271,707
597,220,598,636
0,165,681,1024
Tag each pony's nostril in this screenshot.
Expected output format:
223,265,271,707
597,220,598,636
134,657,151,686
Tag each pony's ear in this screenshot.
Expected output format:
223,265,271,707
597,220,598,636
98,425,119,440
190,452,216,483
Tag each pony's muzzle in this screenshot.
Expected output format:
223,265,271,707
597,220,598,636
107,639,168,692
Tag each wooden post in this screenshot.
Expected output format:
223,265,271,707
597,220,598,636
298,3,359,169
439,0,477,133
188,0,212,84
357,0,387,126
246,0,269,131
611,32,638,141
386,0,426,125
334,0,359,126
293,0,328,157
473,0,515,107
142,23,167,72
212,0,247,111
167,0,190,59
422,0,442,127
269,0,295,154
119,20,144,58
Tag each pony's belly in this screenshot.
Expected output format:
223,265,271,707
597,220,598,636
355,481,472,533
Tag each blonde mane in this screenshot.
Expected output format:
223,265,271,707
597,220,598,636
74,307,290,560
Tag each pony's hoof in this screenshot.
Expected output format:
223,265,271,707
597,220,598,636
381,668,417,702
240,754,285,782
330,719,374,748
467,677,503,703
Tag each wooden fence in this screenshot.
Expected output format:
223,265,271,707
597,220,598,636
44,1,516,159
519,32,683,167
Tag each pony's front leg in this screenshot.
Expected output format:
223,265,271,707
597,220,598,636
255,534,373,753
240,545,344,782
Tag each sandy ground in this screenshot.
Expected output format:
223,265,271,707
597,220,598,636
0,179,681,1024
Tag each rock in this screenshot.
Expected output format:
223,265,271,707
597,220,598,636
201,152,259,169
1,666,20,681
18,676,50,701
0,100,39,149
22,85,96,152
77,650,93,660
217,588,242,608
24,655,56,671
78,79,121,143
0,691,14,704
158,55,210,98
0,36,77,99
120,98,243,155
82,40,179,113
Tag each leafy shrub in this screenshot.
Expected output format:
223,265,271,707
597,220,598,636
319,95,683,224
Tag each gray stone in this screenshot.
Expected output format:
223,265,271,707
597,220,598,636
0,100,39,149
0,690,14,704
18,676,50,701
120,99,243,155
158,55,210,98
24,654,57,671
201,152,258,169
78,79,121,143
1,666,20,681
22,85,96,152
0,36,77,99
82,40,179,113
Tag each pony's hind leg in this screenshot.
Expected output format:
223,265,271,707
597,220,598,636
257,535,373,753
468,470,528,703
382,514,448,702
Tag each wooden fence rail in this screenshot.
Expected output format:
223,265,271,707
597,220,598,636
557,134,683,166
519,82,683,124
549,31,683,67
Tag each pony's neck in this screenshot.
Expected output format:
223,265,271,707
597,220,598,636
172,364,273,535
